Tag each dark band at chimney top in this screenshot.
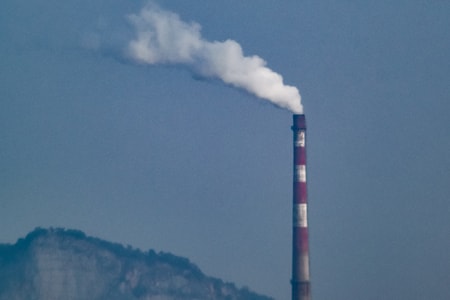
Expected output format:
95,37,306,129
292,114,307,131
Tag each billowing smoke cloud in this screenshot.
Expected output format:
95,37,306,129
127,3,303,114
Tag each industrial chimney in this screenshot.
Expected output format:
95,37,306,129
291,114,311,300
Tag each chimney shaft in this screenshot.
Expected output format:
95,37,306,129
291,114,311,300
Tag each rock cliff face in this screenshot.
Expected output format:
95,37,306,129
0,228,272,300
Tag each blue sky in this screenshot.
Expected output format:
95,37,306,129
1,1,449,299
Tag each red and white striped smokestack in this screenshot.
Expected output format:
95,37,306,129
291,114,311,300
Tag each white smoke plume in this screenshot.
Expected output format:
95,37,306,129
127,3,303,114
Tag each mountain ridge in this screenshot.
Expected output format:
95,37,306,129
0,228,273,300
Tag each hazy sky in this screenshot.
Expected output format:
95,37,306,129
1,1,449,299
